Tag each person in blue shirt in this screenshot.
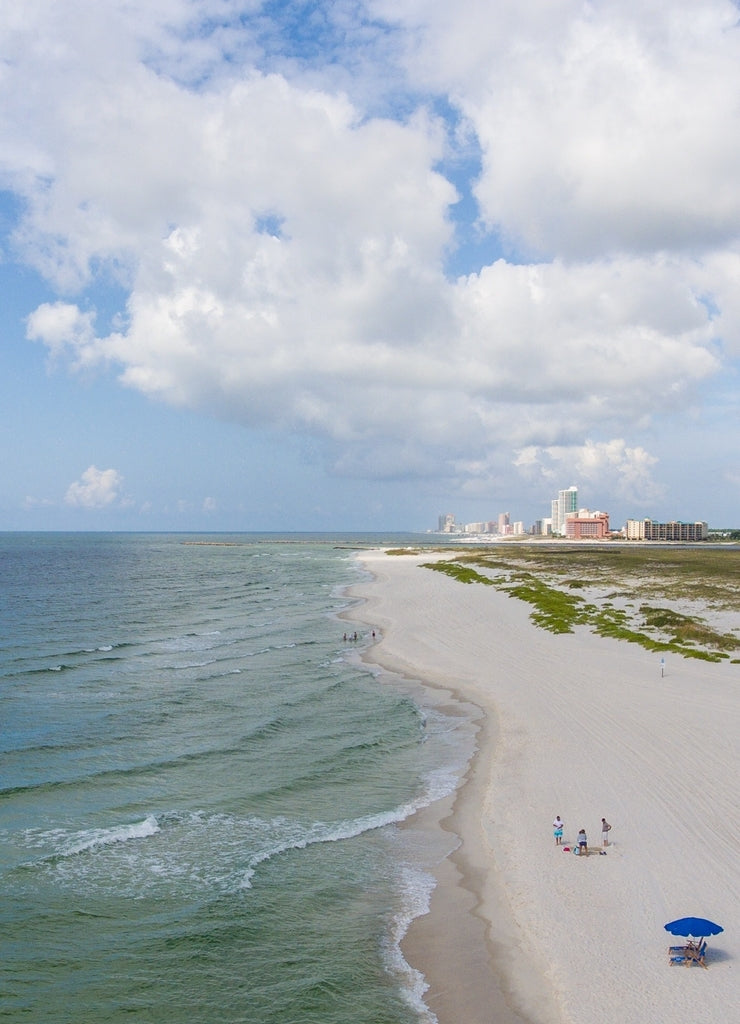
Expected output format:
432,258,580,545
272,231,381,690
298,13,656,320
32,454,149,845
553,816,564,845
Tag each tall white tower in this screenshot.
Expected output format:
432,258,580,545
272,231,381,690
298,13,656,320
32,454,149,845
555,486,578,535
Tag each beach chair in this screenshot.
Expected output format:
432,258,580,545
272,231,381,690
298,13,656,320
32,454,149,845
668,939,707,968
668,937,701,954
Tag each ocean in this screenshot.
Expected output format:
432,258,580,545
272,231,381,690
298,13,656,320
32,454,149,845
0,533,476,1024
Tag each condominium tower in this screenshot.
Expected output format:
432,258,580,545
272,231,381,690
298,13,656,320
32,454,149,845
552,486,578,536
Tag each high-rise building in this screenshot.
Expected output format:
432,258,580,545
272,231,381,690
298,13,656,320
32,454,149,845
438,513,457,533
552,486,578,535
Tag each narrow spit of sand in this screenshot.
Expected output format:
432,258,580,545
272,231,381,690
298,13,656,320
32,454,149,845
348,550,739,1024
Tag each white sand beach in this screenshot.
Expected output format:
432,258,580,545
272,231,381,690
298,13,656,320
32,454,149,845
349,550,739,1024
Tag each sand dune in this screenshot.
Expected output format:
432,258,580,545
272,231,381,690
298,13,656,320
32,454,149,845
349,549,739,1024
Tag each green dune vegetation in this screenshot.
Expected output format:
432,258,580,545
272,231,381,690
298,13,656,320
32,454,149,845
411,545,740,663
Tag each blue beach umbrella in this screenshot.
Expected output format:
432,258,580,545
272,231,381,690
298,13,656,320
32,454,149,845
664,917,723,939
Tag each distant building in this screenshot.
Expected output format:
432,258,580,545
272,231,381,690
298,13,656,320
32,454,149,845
464,522,487,534
552,486,578,535
564,510,610,539
626,519,708,541
438,513,457,533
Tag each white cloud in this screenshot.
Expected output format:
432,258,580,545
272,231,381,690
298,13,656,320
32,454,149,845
22,251,721,490
64,466,125,508
514,439,664,506
26,303,98,368
4,1,740,511
376,0,740,258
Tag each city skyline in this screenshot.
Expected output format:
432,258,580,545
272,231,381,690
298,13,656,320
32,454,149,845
436,479,714,536
2,3,740,532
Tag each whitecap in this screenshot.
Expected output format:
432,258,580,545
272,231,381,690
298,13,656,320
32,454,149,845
239,767,462,890
58,815,160,857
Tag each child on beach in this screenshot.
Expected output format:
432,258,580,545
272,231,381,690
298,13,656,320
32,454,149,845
553,816,564,845
578,829,588,855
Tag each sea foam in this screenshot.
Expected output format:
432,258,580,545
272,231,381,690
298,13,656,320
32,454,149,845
56,815,161,857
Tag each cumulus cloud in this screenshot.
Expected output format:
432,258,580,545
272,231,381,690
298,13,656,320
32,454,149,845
377,0,740,258
514,440,664,506
4,0,740,511
26,303,99,369
65,466,125,508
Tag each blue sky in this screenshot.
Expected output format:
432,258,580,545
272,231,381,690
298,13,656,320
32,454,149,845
2,0,740,532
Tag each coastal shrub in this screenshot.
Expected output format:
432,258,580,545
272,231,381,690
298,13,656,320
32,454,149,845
415,545,740,665
421,561,495,586
681,648,728,662
639,605,740,652
504,579,587,634
595,622,664,648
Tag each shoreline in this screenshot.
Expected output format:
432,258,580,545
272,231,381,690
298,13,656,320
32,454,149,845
346,550,560,1024
399,706,556,1024
347,549,739,1024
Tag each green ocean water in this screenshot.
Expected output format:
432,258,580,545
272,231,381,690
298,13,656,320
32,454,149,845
0,533,475,1023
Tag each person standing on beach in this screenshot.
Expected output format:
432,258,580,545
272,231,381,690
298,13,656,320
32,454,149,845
553,816,564,845
578,829,588,855
601,818,611,846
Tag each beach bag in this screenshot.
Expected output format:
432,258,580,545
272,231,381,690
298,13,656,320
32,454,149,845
573,846,579,855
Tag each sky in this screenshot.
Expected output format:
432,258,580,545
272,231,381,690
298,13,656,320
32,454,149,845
2,0,740,532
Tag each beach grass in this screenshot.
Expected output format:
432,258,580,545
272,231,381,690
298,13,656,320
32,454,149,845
417,544,740,662
419,561,496,586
